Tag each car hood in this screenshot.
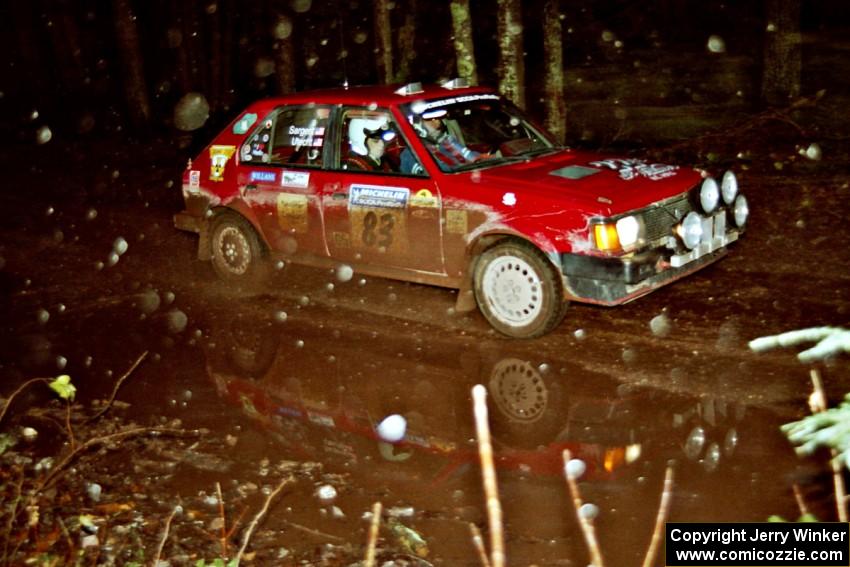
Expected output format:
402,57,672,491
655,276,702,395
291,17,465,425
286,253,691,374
470,149,703,216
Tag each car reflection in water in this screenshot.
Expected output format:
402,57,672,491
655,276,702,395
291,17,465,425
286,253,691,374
203,308,754,490
205,315,645,484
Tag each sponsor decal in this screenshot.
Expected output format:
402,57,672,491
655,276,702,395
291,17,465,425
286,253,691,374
276,193,308,233
209,145,237,182
282,170,310,188
289,125,325,147
350,184,410,209
250,170,277,183
189,170,200,188
410,188,438,208
590,158,678,181
413,93,500,114
232,113,257,135
445,209,468,234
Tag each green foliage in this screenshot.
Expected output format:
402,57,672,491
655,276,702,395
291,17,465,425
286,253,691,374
782,394,850,465
0,433,15,455
768,513,818,522
49,375,76,402
194,558,239,567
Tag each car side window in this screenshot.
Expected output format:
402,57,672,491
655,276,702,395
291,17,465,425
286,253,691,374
240,105,330,168
335,107,426,177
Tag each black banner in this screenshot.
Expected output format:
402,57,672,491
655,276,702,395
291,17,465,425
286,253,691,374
666,523,849,566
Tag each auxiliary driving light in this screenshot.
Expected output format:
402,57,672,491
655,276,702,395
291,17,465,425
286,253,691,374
678,211,704,249
699,177,720,214
721,170,738,204
733,194,749,227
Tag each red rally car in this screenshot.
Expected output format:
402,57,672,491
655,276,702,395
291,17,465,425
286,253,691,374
174,80,748,338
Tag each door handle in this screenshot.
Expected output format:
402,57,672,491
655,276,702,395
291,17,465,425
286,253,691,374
332,192,348,200
245,184,258,191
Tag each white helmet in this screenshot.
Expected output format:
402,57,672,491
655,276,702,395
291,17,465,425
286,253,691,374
348,116,389,156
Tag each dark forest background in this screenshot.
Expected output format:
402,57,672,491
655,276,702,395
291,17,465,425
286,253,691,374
2,0,848,148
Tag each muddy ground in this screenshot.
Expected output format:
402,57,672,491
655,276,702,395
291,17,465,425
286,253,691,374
1,93,850,566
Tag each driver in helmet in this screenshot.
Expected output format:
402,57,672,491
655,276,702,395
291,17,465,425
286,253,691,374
345,117,396,172
401,108,485,174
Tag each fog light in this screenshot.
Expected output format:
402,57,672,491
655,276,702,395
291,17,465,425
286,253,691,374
699,177,720,214
733,194,749,227
721,171,738,204
678,212,704,249
594,223,620,251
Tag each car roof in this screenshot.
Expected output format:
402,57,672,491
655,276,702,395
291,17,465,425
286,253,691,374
247,83,497,110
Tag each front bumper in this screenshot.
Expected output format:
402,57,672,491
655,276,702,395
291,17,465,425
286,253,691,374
561,230,739,305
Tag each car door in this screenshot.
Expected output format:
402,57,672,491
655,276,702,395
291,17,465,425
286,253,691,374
316,106,445,274
236,105,331,258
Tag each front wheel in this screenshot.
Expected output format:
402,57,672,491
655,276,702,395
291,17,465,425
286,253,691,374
209,212,268,285
473,240,568,338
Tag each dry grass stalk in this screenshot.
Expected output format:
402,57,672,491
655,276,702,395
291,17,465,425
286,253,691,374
809,369,847,522
86,351,148,423
809,369,848,522
364,501,382,567
641,464,675,567
562,449,605,567
234,474,295,564
0,378,54,426
792,484,810,517
153,505,179,566
216,482,228,558
472,384,505,567
469,522,492,567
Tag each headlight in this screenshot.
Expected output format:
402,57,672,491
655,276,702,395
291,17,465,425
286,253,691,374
678,211,703,249
699,177,720,214
721,171,738,204
615,215,641,248
733,194,749,227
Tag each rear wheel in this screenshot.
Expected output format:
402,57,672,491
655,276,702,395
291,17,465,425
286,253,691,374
473,240,568,338
210,213,267,285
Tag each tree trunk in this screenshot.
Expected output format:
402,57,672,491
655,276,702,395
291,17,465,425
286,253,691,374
45,0,85,97
450,0,478,84
394,0,418,83
207,2,223,112
374,0,393,84
496,0,525,108
542,0,565,143
761,0,802,106
113,0,151,128
183,0,206,92
275,14,296,95
220,0,235,110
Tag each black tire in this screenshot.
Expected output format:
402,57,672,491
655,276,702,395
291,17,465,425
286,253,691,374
209,212,268,285
472,239,568,338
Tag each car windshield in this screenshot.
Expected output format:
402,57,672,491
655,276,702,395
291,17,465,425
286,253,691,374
400,94,557,173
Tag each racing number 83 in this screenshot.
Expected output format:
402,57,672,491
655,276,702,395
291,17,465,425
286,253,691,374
362,211,394,247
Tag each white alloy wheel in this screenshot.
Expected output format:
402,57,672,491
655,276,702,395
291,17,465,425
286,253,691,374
216,225,252,275
481,256,544,326
489,358,548,423
473,240,568,338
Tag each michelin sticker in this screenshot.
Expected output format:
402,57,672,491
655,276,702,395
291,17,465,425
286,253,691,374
189,170,200,188
590,159,678,181
350,185,409,209
282,170,310,188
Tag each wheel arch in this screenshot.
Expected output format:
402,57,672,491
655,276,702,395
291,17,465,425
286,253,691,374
454,230,567,313
200,203,268,261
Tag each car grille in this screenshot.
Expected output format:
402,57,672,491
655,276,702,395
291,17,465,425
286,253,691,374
642,193,693,244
